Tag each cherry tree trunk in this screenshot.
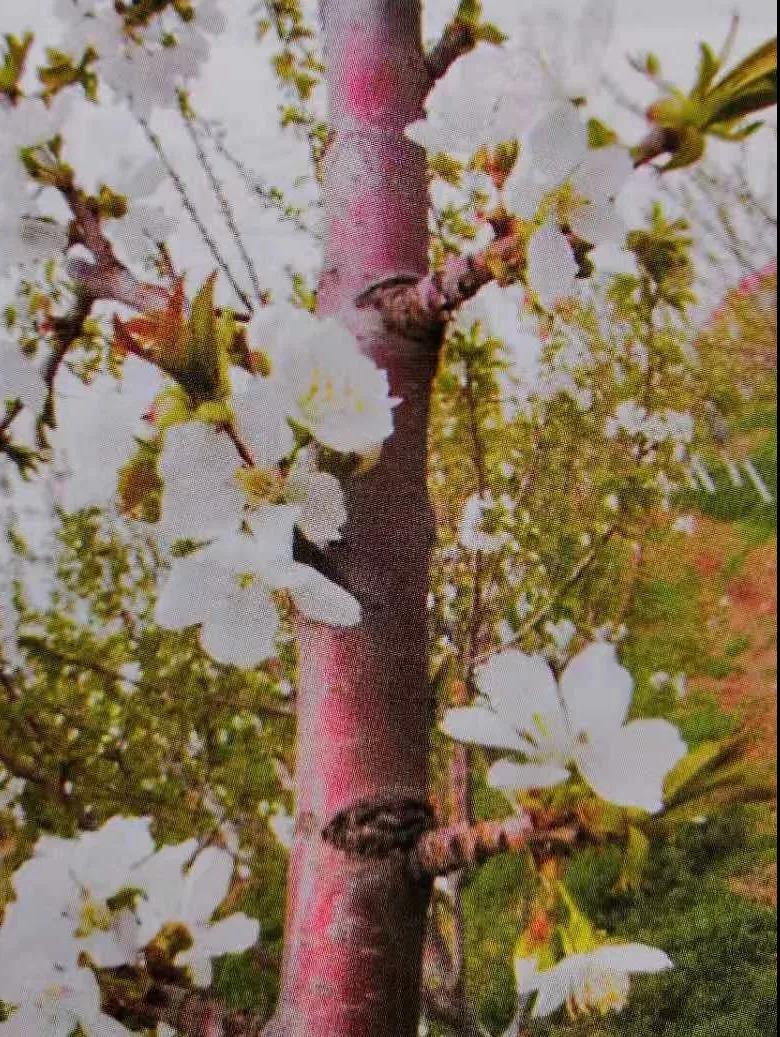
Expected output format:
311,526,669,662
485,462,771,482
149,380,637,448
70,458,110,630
266,3,439,1036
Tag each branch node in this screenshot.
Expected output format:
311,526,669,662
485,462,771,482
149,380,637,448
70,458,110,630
354,273,425,310
321,797,435,858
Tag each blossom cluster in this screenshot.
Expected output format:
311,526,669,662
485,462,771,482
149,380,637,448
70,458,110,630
0,816,259,1036
53,0,227,115
151,306,397,666
408,0,633,308
442,640,687,814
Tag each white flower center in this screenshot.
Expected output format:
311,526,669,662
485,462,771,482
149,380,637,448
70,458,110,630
569,967,630,1017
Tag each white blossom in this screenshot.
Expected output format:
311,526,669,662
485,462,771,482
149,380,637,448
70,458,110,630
442,643,687,813
158,421,247,541
507,103,631,237
406,1,617,159
405,46,545,157
458,283,544,416
52,358,165,512
514,0,617,107
5,817,155,968
284,449,348,549
53,0,226,116
133,842,259,987
0,954,132,1037
253,307,398,454
517,943,673,1018
525,220,579,309
155,506,360,667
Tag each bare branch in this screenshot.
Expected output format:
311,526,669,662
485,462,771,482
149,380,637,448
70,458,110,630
355,233,523,336
410,814,533,880
425,21,477,82
106,979,266,1037
181,113,270,309
135,113,255,314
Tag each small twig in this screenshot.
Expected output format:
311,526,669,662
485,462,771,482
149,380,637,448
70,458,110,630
182,113,269,309
136,113,254,314
474,526,620,663
222,421,257,468
425,21,477,83
195,115,315,236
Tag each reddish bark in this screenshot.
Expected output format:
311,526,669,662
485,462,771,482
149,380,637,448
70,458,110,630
266,4,441,1036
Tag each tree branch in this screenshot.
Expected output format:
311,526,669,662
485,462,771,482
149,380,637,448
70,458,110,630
357,127,677,333
409,814,533,880
106,978,266,1037
355,233,523,337
181,112,269,309
425,21,477,82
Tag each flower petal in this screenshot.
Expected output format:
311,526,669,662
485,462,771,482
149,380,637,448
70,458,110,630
232,377,295,467
530,956,583,1017
441,706,530,752
155,552,224,631
575,719,687,812
526,223,578,309
476,650,561,732
591,943,674,974
572,145,633,203
529,104,588,183
190,913,260,958
183,847,234,923
199,586,280,667
560,643,634,737
158,422,245,541
488,759,571,791
569,202,627,246
286,452,347,548
288,566,361,627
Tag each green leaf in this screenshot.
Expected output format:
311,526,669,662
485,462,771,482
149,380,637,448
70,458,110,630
0,32,33,99
665,737,749,801
94,184,129,219
194,399,233,425
694,42,722,98
587,117,619,149
474,23,508,46
711,36,777,100
118,440,163,522
707,79,778,126
645,52,662,77
181,273,229,402
38,46,99,103
708,119,764,142
153,384,196,431
456,0,482,26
